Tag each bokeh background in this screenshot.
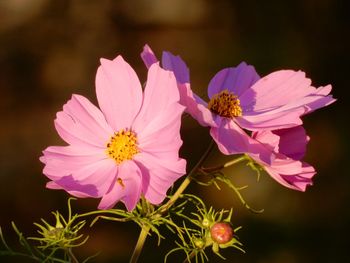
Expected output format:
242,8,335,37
0,0,348,262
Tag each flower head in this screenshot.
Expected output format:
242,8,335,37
210,222,234,245
141,45,336,158
41,55,186,211
249,126,315,191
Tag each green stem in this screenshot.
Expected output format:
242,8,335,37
67,248,79,263
160,140,214,213
183,250,197,263
200,155,246,173
130,141,214,263
128,140,214,263
129,224,151,263
224,155,246,168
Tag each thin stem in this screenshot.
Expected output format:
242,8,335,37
200,155,246,173
183,250,197,263
67,248,79,263
160,140,214,213
128,140,214,263
223,155,246,168
129,224,151,263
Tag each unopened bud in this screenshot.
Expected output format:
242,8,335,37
210,222,233,244
202,218,210,228
193,238,205,249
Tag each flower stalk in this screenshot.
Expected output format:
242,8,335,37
130,140,214,262
130,224,151,263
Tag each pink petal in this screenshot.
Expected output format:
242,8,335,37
46,181,92,198
265,162,315,191
208,62,260,99
161,51,214,125
98,161,142,211
134,153,186,204
252,126,309,160
179,83,217,127
162,51,190,84
41,145,106,179
302,85,336,114
143,48,216,127
137,103,184,160
252,130,281,152
95,56,142,131
141,44,159,69
210,119,272,164
54,95,113,148
239,70,312,110
238,70,335,129
132,63,180,131
236,107,305,131
272,126,309,160
45,157,117,198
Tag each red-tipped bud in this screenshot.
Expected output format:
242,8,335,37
210,222,234,244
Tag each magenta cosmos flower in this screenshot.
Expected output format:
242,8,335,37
40,55,186,211
249,126,315,191
141,45,336,158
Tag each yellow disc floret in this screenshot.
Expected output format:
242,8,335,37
106,129,139,164
208,89,242,118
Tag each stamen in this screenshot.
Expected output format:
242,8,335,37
106,129,139,164
208,89,242,118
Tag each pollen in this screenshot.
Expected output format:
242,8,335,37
106,129,139,164
208,89,242,118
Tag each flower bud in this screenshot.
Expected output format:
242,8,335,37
193,238,205,249
210,222,233,244
202,218,210,228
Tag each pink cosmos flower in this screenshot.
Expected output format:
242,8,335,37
40,55,186,211
249,126,315,191
141,45,335,158
141,45,267,162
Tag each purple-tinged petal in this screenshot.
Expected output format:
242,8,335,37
98,161,142,211
265,162,315,191
180,83,217,127
54,95,113,148
239,70,335,125
239,70,312,110
208,62,260,99
252,126,309,160
251,130,280,152
134,153,186,204
210,119,272,164
272,126,309,160
162,51,190,84
236,107,305,131
145,48,216,127
95,56,142,131
141,44,159,69
302,85,336,114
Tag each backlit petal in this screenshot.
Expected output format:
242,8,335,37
141,44,159,69
135,153,186,204
54,95,113,147
132,63,180,131
208,62,260,99
95,56,142,131
98,161,142,211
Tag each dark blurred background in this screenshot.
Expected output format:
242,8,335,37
0,0,348,262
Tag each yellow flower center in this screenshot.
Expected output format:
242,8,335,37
208,89,242,118
106,129,139,164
